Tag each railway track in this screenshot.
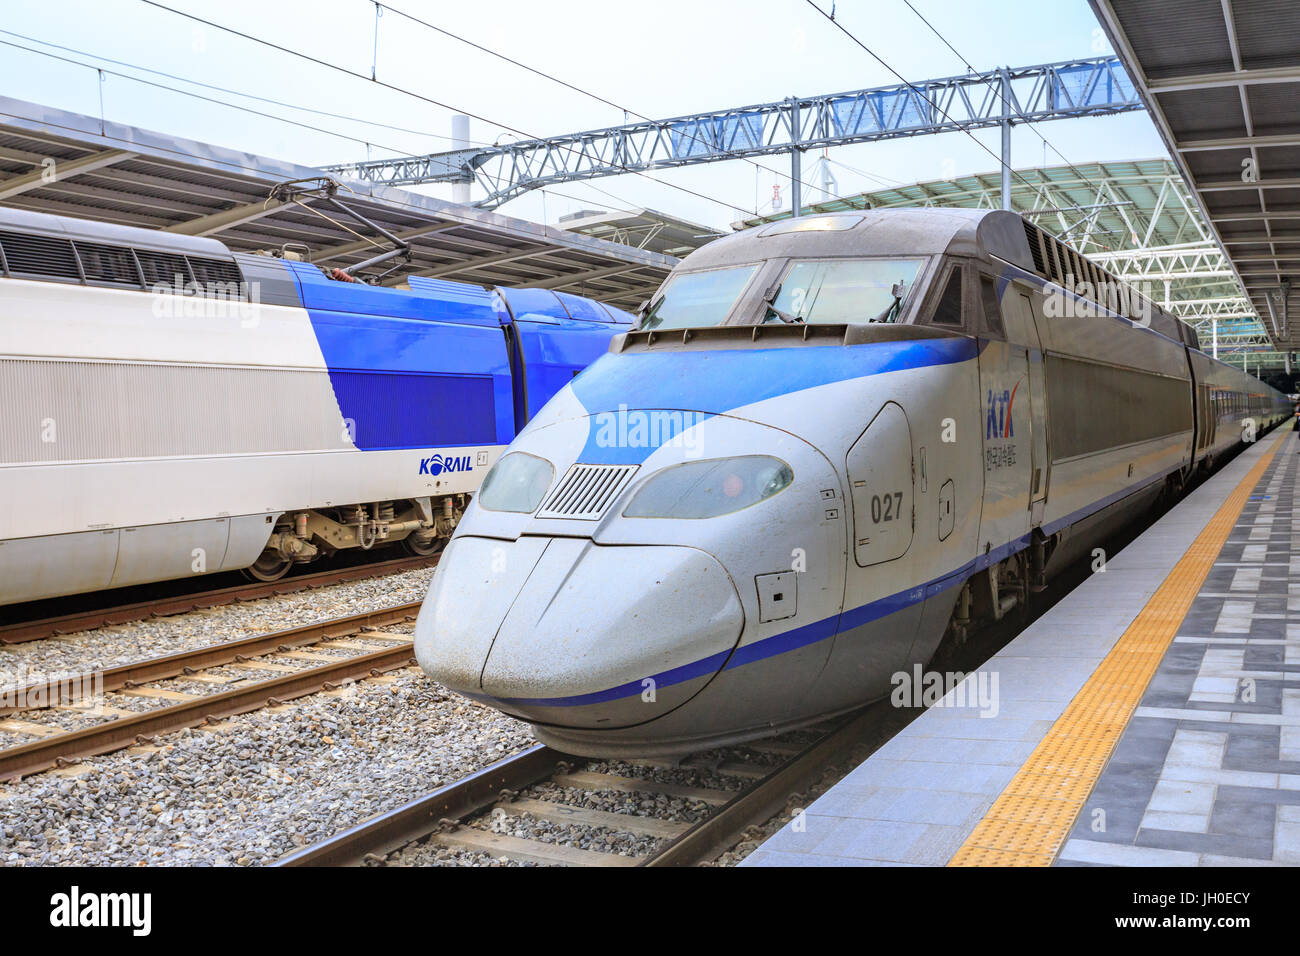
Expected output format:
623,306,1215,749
276,700,918,867
0,603,422,781
0,553,438,645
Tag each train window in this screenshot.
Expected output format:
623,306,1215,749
764,258,924,325
928,269,964,327
978,276,1005,338
640,265,758,331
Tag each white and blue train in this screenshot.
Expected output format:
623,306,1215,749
0,207,632,606
416,208,1290,757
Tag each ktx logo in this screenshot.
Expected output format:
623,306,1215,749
985,383,1020,441
419,453,473,476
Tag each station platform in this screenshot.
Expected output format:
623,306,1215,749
743,429,1300,867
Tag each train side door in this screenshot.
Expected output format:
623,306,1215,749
808,401,919,705
1001,284,1050,525
975,275,1034,551
846,402,914,567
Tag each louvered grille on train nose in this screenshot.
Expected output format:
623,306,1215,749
536,464,639,520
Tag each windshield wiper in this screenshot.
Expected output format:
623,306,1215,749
759,282,803,324
766,303,804,324
868,280,909,323
637,293,665,329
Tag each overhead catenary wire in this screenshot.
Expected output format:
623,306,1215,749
0,32,652,222
0,27,497,150
802,0,1098,228
137,0,763,217
370,0,863,210
896,0,1135,244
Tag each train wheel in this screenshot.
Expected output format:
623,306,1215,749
242,551,293,582
401,533,446,557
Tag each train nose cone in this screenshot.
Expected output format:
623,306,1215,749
416,536,743,729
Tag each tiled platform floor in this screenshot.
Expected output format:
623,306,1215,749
1059,438,1300,867
742,432,1299,867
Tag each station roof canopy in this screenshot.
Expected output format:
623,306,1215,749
742,158,1206,255
1091,0,1300,351
744,160,1262,325
0,97,676,309
558,207,725,259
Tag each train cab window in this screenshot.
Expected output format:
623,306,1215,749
640,265,758,331
977,275,1005,338
928,268,964,328
763,258,924,325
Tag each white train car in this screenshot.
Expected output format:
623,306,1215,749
0,208,630,606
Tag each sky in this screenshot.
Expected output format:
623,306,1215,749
0,0,1171,231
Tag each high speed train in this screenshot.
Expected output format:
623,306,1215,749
415,207,1289,757
0,207,632,606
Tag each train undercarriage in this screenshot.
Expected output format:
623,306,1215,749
243,494,468,581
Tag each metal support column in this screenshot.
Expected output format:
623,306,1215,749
790,98,802,218
1212,318,1218,360
1000,70,1012,210
451,115,471,206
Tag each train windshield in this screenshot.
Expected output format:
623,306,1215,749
764,258,925,325
640,265,758,330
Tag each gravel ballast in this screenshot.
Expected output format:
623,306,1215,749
0,566,435,697
0,669,532,866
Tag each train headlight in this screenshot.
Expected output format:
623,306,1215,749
478,452,555,513
624,456,793,519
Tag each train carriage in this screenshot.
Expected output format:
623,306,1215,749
416,207,1289,757
0,207,632,605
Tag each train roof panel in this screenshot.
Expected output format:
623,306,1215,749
287,260,501,327
0,206,232,259
682,208,985,271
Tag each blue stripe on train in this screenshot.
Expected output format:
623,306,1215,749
572,336,979,464
480,467,1176,710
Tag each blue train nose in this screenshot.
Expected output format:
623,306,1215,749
415,535,743,728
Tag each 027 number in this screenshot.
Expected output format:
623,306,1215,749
871,492,904,523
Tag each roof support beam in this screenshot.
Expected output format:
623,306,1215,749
0,149,134,200
411,246,555,279
528,264,642,290
1196,177,1300,192
166,197,290,236
1146,64,1300,93
1179,133,1300,151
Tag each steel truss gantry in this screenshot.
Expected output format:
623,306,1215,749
324,56,1139,210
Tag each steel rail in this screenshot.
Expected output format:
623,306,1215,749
641,707,882,866
274,708,895,868
274,745,566,867
0,553,437,644
0,603,421,717
0,643,416,781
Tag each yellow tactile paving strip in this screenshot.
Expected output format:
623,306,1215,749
948,432,1285,866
